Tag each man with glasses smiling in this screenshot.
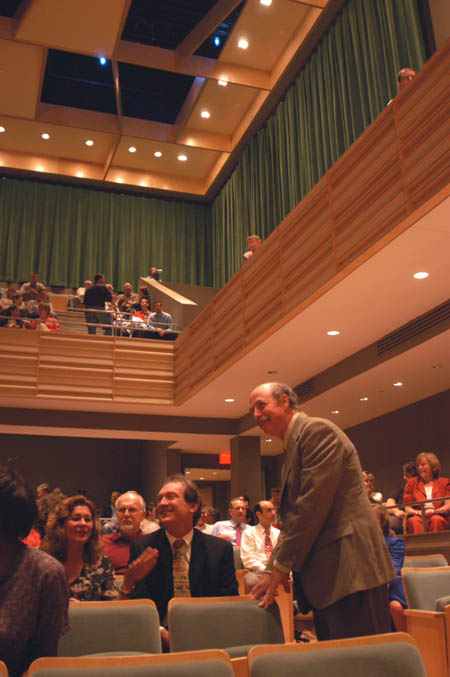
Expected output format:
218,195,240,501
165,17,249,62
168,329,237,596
119,474,238,629
101,491,146,574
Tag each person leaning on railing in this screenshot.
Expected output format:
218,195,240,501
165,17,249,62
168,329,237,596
403,451,450,533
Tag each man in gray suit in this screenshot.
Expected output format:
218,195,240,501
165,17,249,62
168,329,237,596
249,382,395,640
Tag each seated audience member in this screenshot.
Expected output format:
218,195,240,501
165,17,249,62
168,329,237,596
195,507,215,534
116,282,138,307
29,289,55,316
120,474,238,646
397,67,416,91
404,451,450,533
211,497,250,545
240,500,280,593
113,300,134,337
133,285,151,311
35,482,51,536
101,490,121,520
28,303,61,332
46,487,67,513
385,461,417,534
0,462,69,677
363,471,383,503
140,501,160,535
373,505,407,632
132,297,152,337
205,506,221,525
20,272,46,299
4,304,28,328
243,234,262,261
147,301,177,340
0,286,17,310
24,287,40,314
101,491,146,574
42,495,117,601
76,280,93,302
149,266,160,281
83,273,112,335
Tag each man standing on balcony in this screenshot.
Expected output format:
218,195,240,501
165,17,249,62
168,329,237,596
243,234,262,261
248,382,394,641
83,273,112,335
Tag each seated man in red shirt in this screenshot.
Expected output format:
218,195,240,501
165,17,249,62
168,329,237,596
101,491,146,574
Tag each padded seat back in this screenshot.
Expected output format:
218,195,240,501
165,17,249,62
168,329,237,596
403,555,447,568
402,567,450,610
169,598,284,654
58,600,161,656
249,637,426,677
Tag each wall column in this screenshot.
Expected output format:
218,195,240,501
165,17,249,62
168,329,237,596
230,436,263,507
140,441,179,501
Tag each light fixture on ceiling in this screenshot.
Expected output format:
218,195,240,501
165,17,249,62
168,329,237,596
200,110,211,119
35,165,44,172
393,381,403,387
116,177,123,183
225,398,235,403
214,36,221,47
128,146,137,153
85,139,94,146
76,171,84,178
98,56,107,66
41,133,50,140
199,477,205,480
260,0,272,5
327,330,340,336
218,80,228,87
238,38,249,50
331,410,339,414
360,397,368,402
0,126,5,133
266,438,272,443
154,151,162,158
185,470,190,474
413,271,429,279
177,154,187,162
140,180,148,187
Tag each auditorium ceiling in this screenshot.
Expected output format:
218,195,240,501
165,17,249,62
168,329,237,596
0,0,339,200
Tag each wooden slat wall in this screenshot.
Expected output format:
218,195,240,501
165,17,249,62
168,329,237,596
0,332,175,405
174,40,450,405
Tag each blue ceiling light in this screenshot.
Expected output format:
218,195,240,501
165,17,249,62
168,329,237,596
98,56,107,66
214,36,220,47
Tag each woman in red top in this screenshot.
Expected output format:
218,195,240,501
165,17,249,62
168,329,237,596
403,452,450,533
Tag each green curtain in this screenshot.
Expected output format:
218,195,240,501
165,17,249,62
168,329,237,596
210,0,427,286
0,178,211,289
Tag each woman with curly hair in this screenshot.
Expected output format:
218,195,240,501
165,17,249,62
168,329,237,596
41,495,117,601
404,452,450,533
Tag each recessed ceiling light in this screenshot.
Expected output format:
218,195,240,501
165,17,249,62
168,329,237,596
35,165,44,172
393,381,403,387
432,364,442,369
0,126,5,133
225,398,235,403
218,80,228,87
331,410,339,414
185,471,190,474
41,133,50,140
266,438,272,443
360,397,368,402
116,177,123,183
154,151,162,158
200,110,211,119
413,271,429,279
214,36,220,47
178,154,187,162
85,139,94,146
76,171,84,178
260,0,272,5
139,180,148,187
213,471,217,474
327,330,340,336
238,38,249,49
267,370,278,374
98,56,107,66
128,146,137,153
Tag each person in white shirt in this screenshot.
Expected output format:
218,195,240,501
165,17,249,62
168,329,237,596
240,500,280,593
211,498,249,545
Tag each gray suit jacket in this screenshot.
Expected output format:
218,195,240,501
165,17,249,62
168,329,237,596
271,412,395,610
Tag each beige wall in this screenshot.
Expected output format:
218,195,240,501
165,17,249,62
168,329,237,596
428,0,450,49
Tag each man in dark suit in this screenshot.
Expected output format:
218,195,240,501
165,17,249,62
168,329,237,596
248,382,395,641
119,474,238,627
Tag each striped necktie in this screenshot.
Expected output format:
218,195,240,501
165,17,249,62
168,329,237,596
265,528,273,558
173,539,191,597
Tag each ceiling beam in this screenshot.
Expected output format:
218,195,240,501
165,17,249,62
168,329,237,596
115,40,271,90
168,77,207,144
174,0,243,66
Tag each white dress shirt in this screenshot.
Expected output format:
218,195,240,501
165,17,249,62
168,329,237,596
211,520,249,545
240,523,280,571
